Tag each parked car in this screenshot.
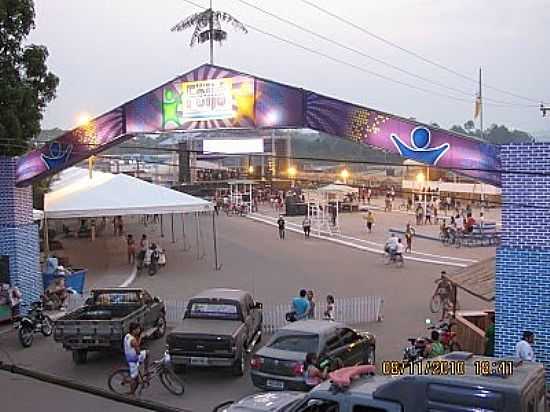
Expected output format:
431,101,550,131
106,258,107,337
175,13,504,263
167,288,263,376
53,288,166,364
250,320,375,391
225,354,547,412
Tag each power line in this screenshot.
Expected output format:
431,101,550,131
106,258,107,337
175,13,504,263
6,138,549,177
299,0,544,105
177,0,495,107
95,153,550,212
234,0,534,108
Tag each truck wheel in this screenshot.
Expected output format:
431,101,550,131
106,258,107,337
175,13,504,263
72,349,88,364
231,349,246,376
153,316,167,339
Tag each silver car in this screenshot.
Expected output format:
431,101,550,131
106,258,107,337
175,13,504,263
250,320,375,392
213,392,306,412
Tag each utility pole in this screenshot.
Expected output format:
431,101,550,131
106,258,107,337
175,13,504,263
478,68,485,214
209,0,214,65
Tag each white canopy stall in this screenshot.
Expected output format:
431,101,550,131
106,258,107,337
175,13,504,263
43,168,220,269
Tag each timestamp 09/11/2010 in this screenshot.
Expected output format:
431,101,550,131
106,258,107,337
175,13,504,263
381,360,514,376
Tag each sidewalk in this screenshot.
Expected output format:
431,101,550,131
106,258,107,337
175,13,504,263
255,196,497,262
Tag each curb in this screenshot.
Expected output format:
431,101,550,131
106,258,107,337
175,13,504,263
247,214,469,268
119,265,138,287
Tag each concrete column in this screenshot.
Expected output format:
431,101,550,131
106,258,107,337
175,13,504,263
0,157,42,311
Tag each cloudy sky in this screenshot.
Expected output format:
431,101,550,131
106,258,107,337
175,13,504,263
31,0,550,134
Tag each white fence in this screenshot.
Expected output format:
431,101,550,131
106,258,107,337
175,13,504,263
66,294,384,334
262,296,384,334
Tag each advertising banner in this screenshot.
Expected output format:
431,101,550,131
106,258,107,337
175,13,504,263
15,64,500,186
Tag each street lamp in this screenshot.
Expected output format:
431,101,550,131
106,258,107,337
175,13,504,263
76,113,91,126
287,166,297,188
416,171,426,211
340,169,350,183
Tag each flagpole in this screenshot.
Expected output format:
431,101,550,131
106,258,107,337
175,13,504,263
479,67,483,140
478,67,485,214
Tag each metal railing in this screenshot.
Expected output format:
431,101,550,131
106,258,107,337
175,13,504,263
66,294,384,334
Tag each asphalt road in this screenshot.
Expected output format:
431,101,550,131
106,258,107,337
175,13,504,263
0,213,488,411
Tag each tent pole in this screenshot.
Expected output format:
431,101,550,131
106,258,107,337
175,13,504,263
44,214,50,257
171,214,175,243
181,213,189,251
160,214,164,238
212,211,221,270
195,212,200,260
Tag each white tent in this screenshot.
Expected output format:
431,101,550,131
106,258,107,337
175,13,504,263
317,183,359,194
45,168,212,219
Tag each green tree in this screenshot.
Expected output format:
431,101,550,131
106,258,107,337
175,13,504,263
464,120,475,133
0,0,59,157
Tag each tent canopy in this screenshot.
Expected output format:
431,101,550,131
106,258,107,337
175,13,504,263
317,184,359,194
45,168,212,219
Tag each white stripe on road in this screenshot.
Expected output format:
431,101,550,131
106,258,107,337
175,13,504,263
247,214,469,268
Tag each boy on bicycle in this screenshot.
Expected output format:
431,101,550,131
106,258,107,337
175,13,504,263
124,322,149,395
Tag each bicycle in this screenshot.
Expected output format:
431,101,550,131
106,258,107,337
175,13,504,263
430,277,452,314
108,352,184,396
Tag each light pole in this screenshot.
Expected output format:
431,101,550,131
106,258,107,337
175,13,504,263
287,166,297,188
416,171,426,212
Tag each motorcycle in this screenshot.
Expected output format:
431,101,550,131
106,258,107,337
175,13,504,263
402,336,429,365
426,319,462,352
15,300,53,348
383,245,404,267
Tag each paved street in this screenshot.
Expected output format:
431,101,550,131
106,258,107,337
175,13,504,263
0,211,491,411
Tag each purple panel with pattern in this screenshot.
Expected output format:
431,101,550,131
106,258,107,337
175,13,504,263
305,92,500,185
16,108,125,186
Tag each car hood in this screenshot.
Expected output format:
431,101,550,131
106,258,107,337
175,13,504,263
255,346,307,362
228,391,305,411
170,318,242,337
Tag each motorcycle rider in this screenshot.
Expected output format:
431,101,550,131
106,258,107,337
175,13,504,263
384,233,398,256
426,330,446,358
124,322,149,395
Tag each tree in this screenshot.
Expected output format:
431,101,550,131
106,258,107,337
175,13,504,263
463,120,475,133
171,1,247,64
0,0,59,157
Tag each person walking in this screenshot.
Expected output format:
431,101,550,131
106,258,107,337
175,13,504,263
292,289,310,320
365,210,375,233
302,216,311,238
425,203,432,225
277,215,286,239
306,290,315,319
324,295,335,321
405,223,415,252
138,234,148,269
127,234,136,265
415,204,424,225
515,331,536,361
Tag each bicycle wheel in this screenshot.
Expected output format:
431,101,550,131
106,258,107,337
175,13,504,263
159,367,185,396
430,294,442,313
108,368,134,395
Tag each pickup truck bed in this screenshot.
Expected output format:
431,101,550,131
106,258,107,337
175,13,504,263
53,288,166,365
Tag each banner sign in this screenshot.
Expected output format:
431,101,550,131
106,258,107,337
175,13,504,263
15,64,500,186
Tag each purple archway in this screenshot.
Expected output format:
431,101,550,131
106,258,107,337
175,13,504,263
16,64,500,187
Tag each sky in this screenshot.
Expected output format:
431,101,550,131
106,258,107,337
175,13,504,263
30,0,550,135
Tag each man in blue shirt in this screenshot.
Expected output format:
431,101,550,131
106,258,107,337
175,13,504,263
292,289,310,320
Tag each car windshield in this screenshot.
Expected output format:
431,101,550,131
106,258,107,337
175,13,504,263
94,291,140,305
188,302,240,320
269,333,319,352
